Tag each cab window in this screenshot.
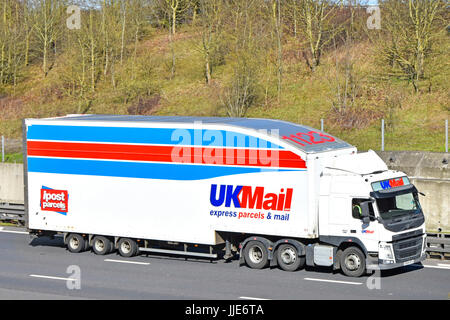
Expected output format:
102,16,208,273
352,198,375,220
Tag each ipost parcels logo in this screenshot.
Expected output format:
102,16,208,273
40,186,69,215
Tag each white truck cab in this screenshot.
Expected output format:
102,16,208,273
317,150,426,276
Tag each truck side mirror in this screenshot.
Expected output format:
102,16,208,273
360,201,371,224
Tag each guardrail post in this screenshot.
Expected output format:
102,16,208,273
446,119,448,153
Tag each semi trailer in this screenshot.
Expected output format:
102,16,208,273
23,115,427,277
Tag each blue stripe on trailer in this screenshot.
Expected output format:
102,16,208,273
27,157,301,181
27,125,283,149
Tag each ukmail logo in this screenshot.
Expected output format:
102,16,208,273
40,186,68,215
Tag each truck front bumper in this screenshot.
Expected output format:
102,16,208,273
366,252,427,271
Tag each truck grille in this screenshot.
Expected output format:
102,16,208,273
393,235,423,262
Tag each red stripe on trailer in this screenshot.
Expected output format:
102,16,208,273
27,141,307,169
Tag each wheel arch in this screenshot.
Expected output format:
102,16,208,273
238,236,274,266
271,239,306,268
319,236,368,270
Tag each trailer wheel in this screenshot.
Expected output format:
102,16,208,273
243,240,269,269
340,246,366,277
92,236,114,255
118,238,139,257
276,244,305,272
66,234,87,253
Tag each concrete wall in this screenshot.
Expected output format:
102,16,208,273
375,151,449,233
0,163,24,203
1,151,448,232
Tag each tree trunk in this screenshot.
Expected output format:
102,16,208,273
120,4,126,66
43,38,47,77
205,54,211,84
172,7,177,35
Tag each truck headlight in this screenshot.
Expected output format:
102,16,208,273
379,243,394,261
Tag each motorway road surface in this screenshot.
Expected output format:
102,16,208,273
0,226,449,300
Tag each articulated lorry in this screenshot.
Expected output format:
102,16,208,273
23,115,427,277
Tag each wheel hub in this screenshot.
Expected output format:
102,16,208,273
280,247,297,265
249,246,263,264
344,253,361,271
121,241,131,254
95,239,105,251
70,237,79,249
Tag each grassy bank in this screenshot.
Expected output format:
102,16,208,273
0,27,448,153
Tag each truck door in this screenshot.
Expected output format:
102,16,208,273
324,196,379,253
349,198,379,253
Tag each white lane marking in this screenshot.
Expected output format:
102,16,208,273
104,259,150,265
0,227,28,234
420,263,450,270
29,274,72,281
437,263,450,268
239,296,271,300
304,277,362,285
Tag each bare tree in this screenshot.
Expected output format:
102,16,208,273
379,0,447,92
268,0,283,102
221,61,258,117
32,0,65,77
0,0,28,88
196,0,223,84
297,0,341,72
161,0,190,35
220,0,264,116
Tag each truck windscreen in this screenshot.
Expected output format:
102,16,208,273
370,185,425,232
376,191,422,220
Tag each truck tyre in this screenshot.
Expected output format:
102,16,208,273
276,244,305,272
118,238,139,257
243,240,269,269
66,233,87,253
92,236,114,255
340,246,366,277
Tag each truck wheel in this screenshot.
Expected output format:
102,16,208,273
66,233,87,253
92,236,114,255
277,244,305,272
244,240,269,269
340,246,366,277
118,238,139,257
